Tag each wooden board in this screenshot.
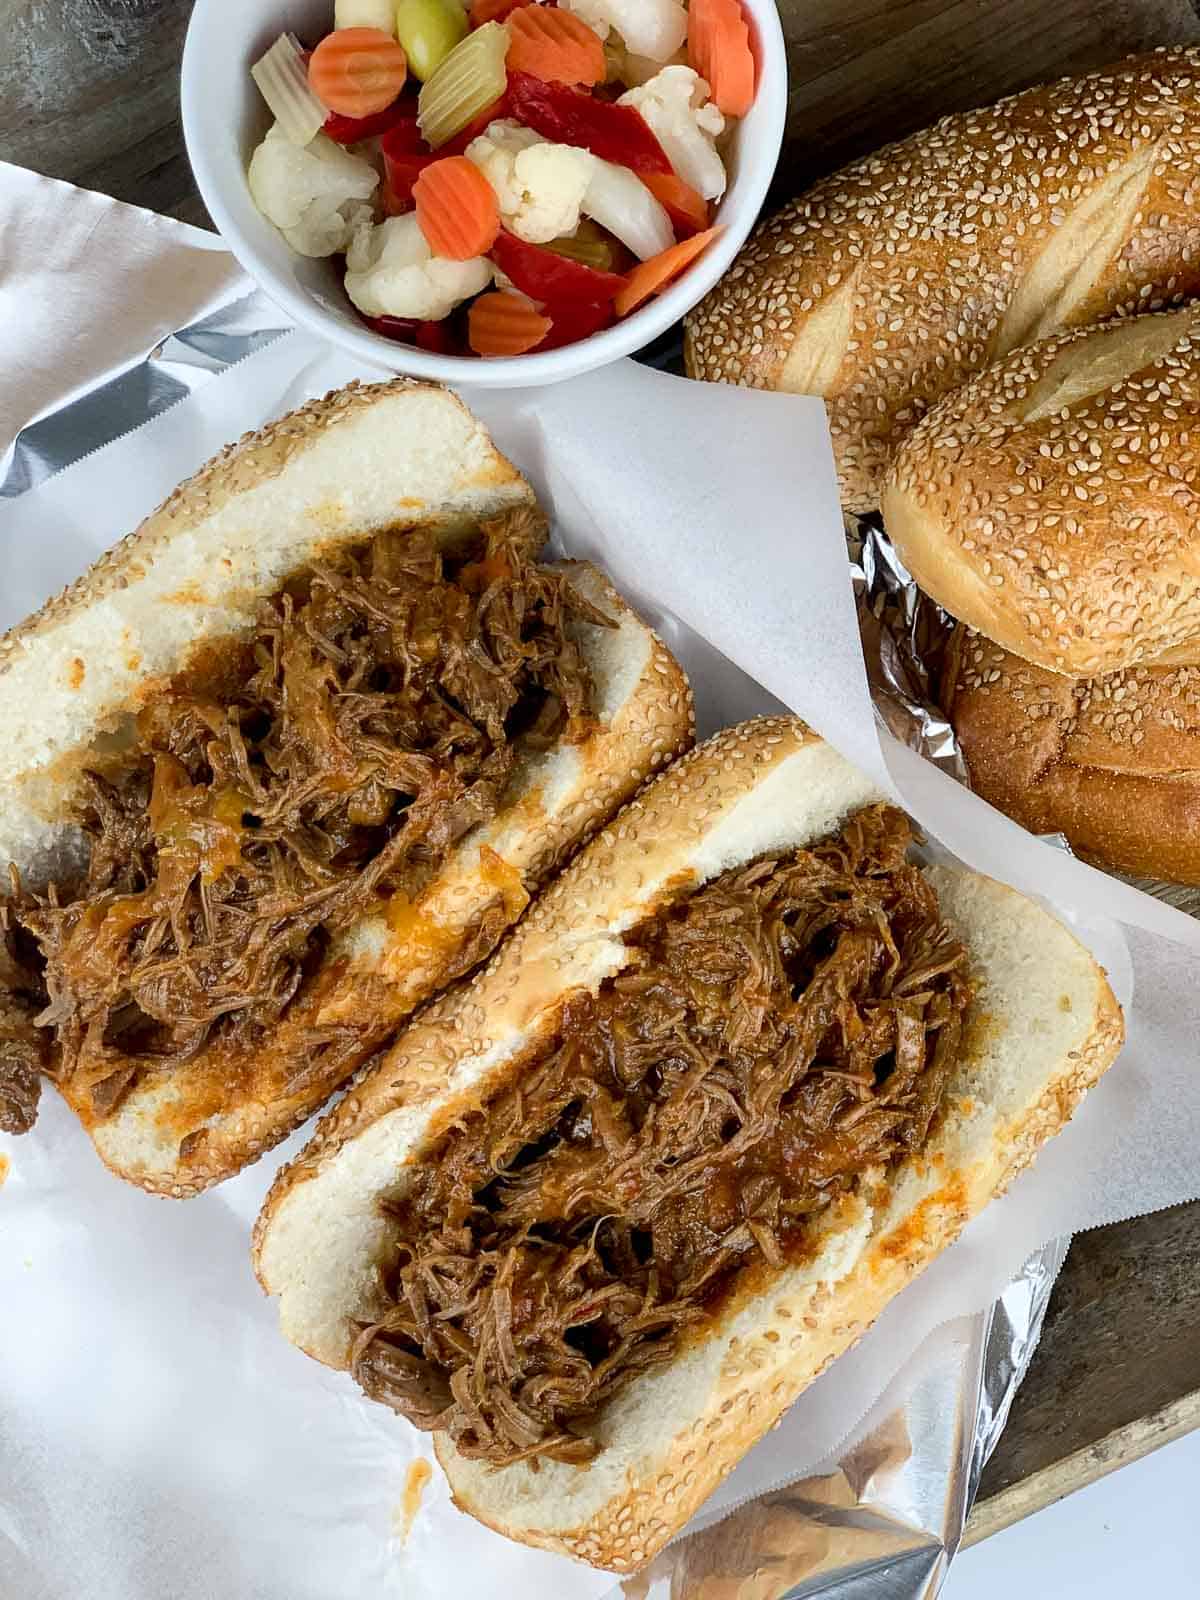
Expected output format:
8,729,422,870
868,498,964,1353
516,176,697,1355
970,1198,1200,1532
773,0,1200,199
4,0,1200,225
0,0,202,225
2,0,1199,1543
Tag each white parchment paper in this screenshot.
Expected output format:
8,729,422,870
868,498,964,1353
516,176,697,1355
1,181,1198,1600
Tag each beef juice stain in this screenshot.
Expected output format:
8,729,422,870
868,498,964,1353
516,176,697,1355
393,1458,433,1546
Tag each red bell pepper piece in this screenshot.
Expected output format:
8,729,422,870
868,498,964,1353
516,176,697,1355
361,314,462,353
384,149,440,204
533,297,616,351
362,314,420,341
379,177,412,216
381,117,429,159
507,71,672,175
491,229,626,304
415,319,459,354
381,120,437,204
470,0,537,23
324,98,421,145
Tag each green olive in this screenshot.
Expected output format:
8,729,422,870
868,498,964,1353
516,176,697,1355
396,0,469,82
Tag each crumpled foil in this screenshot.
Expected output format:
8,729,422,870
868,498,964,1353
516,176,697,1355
846,513,966,782
3,302,1066,1600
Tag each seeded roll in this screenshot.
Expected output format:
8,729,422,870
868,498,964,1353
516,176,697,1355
883,306,1200,678
684,46,1200,511
943,626,1200,885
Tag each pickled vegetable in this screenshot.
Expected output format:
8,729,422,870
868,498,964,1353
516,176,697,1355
561,0,688,64
468,290,553,356
414,156,501,258
396,0,469,83
544,221,617,272
534,295,614,349
471,0,533,21
418,21,511,148
251,33,328,148
334,0,398,32
613,225,723,316
507,70,671,174
582,154,674,259
689,0,756,118
309,28,409,119
506,6,606,88
323,98,419,143
491,229,625,303
641,171,710,237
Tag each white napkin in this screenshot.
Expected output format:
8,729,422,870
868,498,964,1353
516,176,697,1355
0,170,1197,1600
0,162,243,448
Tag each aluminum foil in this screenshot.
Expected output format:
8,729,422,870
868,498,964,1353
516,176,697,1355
4,300,1066,1600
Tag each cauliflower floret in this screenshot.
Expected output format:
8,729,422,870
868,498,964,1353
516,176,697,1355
465,120,593,246
344,214,492,321
334,0,396,30
583,156,673,259
562,0,687,62
248,126,379,258
619,66,727,201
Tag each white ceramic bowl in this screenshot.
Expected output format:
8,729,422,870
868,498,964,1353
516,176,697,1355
182,0,786,386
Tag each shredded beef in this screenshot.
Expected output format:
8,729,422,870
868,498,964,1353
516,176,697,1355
352,805,973,1467
0,919,47,1133
0,1022,43,1135
0,509,610,1127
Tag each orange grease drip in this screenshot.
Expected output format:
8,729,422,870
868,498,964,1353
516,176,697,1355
395,1458,432,1545
458,555,514,592
385,847,528,955
478,844,529,919
0,1153,9,1187
385,895,463,963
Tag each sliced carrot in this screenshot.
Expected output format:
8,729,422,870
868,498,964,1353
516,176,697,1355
614,226,724,317
413,156,500,259
468,290,553,356
506,6,606,88
309,28,408,119
470,0,533,23
641,172,710,238
688,0,755,118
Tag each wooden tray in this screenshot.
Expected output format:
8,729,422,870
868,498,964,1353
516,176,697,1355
3,0,1198,1539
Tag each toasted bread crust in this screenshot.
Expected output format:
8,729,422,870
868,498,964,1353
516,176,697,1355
685,47,1200,511
942,626,1200,884
883,308,1200,677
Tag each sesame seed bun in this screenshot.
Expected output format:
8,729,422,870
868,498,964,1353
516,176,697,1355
254,717,1123,1572
943,625,1200,884
684,46,1200,512
2,379,694,1195
882,306,1200,677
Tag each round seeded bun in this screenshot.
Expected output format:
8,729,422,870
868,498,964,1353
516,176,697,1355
1,379,694,1195
882,306,1200,678
684,46,1200,512
254,717,1123,1573
943,625,1200,884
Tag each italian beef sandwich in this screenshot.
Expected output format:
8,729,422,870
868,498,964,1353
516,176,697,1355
256,717,1123,1571
0,380,693,1193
